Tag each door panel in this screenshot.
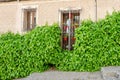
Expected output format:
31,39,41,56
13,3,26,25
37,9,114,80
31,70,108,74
23,9,36,32
61,11,80,50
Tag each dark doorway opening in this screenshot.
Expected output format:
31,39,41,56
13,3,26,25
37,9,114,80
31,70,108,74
23,9,36,31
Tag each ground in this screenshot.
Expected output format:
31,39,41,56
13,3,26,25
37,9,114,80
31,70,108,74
15,66,120,80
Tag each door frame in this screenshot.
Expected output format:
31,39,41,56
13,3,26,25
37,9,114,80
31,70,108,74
58,7,82,28
58,7,82,50
21,5,38,32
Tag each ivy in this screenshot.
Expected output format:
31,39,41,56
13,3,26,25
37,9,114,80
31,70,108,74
0,11,120,80
57,11,120,71
0,24,62,80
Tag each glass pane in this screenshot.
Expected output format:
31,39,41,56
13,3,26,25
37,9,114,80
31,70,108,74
61,11,80,50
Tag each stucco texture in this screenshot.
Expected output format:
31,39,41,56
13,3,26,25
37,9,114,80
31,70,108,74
0,0,120,33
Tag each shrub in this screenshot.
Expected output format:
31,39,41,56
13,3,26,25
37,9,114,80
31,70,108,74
0,11,120,80
0,24,62,80
23,24,62,66
57,11,120,71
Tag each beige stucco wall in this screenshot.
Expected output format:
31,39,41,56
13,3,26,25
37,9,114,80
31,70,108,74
38,0,95,26
0,3,18,33
97,0,120,20
0,0,120,33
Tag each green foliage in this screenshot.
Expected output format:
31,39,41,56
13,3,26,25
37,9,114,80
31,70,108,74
0,11,120,80
57,11,120,72
23,24,62,65
0,24,62,80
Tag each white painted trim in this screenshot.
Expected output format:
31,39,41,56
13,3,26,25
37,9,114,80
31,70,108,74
21,5,38,10
58,10,61,28
59,7,82,11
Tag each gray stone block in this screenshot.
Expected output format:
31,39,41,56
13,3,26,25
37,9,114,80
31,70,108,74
101,66,120,80
15,71,103,80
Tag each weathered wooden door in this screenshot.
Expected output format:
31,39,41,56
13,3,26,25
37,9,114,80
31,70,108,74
59,9,81,50
23,9,36,31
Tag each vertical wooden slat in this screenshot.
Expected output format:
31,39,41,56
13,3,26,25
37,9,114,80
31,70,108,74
68,10,71,50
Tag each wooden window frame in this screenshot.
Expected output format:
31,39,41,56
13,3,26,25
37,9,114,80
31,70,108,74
21,5,38,33
59,8,82,50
